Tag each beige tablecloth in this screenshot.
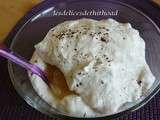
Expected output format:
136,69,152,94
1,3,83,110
0,0,40,43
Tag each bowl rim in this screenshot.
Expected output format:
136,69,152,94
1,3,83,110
7,0,160,119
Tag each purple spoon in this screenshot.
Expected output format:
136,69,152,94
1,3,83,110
0,44,48,84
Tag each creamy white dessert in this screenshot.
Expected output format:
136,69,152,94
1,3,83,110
29,18,155,117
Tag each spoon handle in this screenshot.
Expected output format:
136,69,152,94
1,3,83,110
0,44,48,83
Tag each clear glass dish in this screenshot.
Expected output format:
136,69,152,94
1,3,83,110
8,0,160,119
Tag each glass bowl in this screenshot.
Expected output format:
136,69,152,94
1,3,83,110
8,0,160,119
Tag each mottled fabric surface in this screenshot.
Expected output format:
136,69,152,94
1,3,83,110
0,0,160,120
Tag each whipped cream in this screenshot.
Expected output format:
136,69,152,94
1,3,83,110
29,18,155,117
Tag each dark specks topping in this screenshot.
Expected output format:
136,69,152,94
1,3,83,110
103,54,106,57
76,84,79,87
100,80,104,84
89,33,93,36
84,27,89,30
137,80,142,86
71,31,75,34
101,37,107,42
107,58,113,63
76,82,83,88
79,82,82,86
55,29,79,39
98,32,102,34
108,60,111,62
70,35,74,37
98,26,106,29
104,33,108,35
106,29,109,31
